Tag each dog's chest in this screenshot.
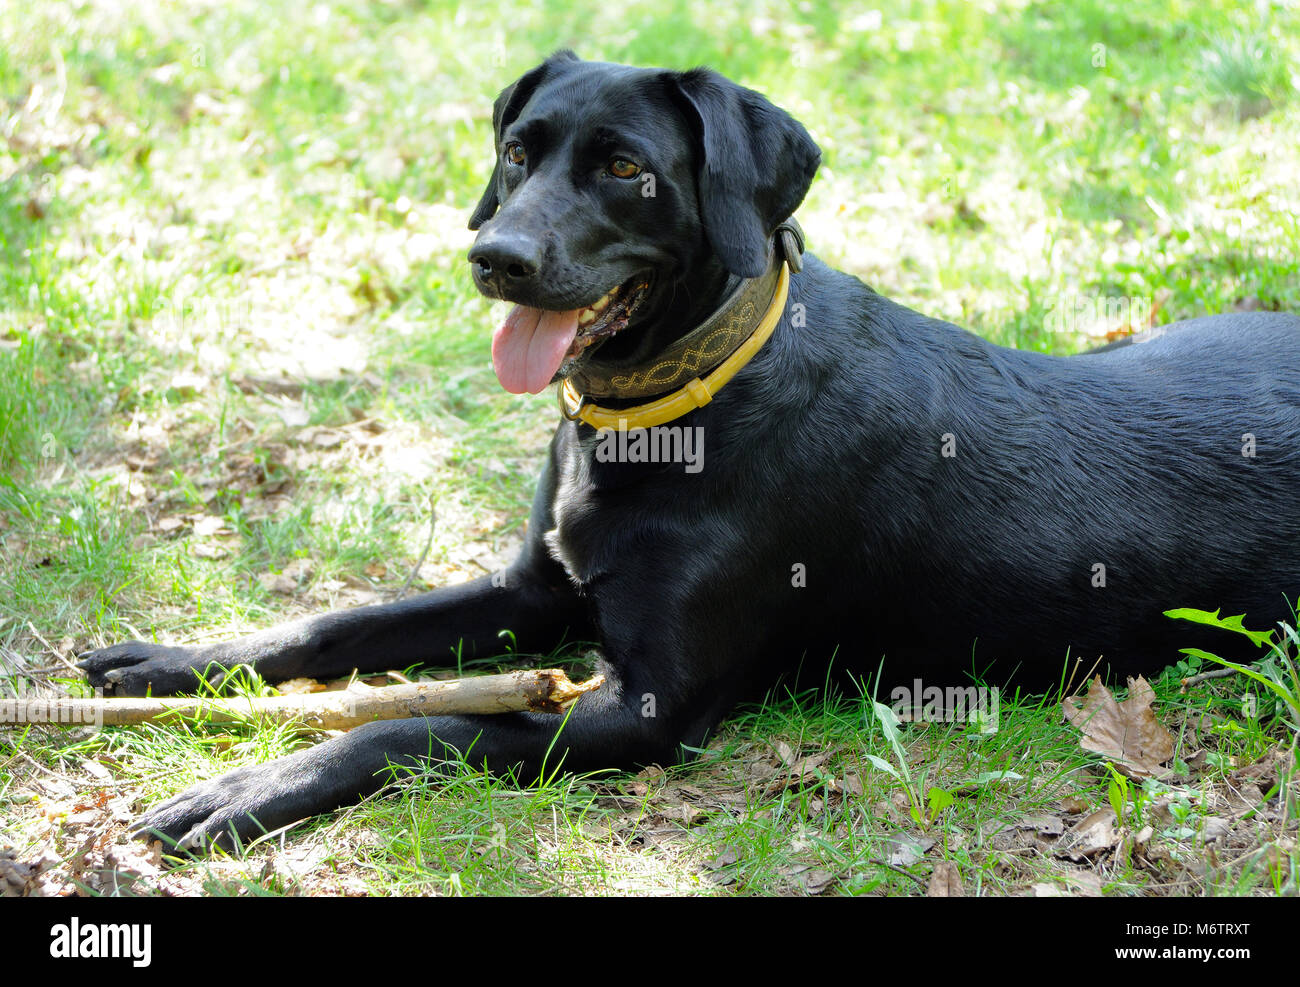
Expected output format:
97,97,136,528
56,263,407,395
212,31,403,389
543,438,667,585
543,447,600,584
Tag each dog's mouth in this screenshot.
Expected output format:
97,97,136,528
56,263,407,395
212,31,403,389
491,276,651,394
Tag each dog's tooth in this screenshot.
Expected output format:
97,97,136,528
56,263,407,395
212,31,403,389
591,295,610,313
578,308,596,326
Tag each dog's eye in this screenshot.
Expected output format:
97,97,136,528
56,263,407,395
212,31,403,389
504,142,526,167
607,158,641,179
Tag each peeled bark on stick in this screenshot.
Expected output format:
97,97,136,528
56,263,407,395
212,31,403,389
0,669,604,732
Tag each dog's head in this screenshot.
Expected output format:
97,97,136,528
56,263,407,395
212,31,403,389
468,51,821,394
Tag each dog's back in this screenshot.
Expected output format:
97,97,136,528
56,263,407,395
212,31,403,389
692,258,1300,689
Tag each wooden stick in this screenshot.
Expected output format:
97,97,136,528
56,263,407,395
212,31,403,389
1179,667,1239,689
0,669,604,732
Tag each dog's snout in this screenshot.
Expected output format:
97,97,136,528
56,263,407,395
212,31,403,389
469,232,544,288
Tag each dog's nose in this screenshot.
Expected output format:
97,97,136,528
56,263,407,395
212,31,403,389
469,232,544,286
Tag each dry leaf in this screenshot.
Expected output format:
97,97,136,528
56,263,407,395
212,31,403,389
283,559,314,580
830,772,863,796
1234,748,1294,788
886,834,934,867
1201,816,1230,842
1060,795,1091,814
798,868,836,894
311,428,346,448
1062,675,1174,778
167,371,208,395
746,759,777,783
80,759,111,781
259,572,298,594
926,860,964,897
1018,814,1065,837
276,404,311,427
192,515,228,537
705,848,739,870
1066,871,1104,896
782,753,827,786
1055,808,1120,861
1225,783,1264,814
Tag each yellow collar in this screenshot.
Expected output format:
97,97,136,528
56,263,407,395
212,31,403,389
558,261,790,430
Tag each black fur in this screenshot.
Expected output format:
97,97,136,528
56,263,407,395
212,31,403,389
78,54,1300,850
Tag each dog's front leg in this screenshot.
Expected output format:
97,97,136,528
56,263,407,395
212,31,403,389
133,666,679,850
78,562,587,696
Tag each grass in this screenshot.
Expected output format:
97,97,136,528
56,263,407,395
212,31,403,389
1,0,1298,896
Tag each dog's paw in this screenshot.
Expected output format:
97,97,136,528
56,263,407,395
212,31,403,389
77,642,218,696
133,752,321,853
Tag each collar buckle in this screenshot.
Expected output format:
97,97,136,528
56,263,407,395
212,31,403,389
775,217,805,274
559,380,589,421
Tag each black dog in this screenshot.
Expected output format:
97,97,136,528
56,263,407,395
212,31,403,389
79,52,1300,849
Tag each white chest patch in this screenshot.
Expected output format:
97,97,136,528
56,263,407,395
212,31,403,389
544,448,592,584
543,525,581,583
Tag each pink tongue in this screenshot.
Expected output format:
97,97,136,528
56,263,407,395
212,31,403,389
491,305,582,394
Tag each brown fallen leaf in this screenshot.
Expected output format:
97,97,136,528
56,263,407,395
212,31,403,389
192,515,230,537
783,753,828,786
1017,814,1065,837
1225,783,1265,814
705,847,739,870
829,772,863,796
1200,816,1231,842
778,861,837,894
1066,871,1104,897
926,860,964,897
677,803,705,825
797,867,836,895
1233,747,1295,789
1054,808,1120,861
1062,675,1174,778
259,572,298,594
0,851,55,897
886,834,935,867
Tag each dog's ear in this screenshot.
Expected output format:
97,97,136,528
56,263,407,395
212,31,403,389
468,50,581,230
669,69,821,277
